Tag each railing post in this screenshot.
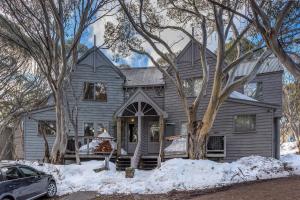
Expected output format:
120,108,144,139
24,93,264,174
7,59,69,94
87,137,90,155
117,117,122,156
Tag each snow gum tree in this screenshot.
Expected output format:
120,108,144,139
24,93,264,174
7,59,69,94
0,0,114,163
105,0,270,163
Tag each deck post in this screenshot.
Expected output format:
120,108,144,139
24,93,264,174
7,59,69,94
117,117,122,156
158,115,165,167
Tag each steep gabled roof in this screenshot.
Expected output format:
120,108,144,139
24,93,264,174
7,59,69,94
77,46,126,79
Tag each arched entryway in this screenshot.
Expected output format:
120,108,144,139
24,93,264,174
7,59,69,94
115,89,167,156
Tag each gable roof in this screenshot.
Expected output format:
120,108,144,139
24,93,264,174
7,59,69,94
120,67,164,87
234,56,284,77
176,40,217,63
77,46,126,79
115,88,168,118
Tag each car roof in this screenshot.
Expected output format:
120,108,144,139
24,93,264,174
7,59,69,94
0,162,22,168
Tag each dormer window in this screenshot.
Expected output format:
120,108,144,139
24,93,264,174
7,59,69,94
83,82,107,102
244,82,263,100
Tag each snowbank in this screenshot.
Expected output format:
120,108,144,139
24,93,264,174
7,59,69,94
281,142,299,155
12,154,300,196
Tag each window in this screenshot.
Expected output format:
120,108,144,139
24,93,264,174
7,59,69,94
155,87,164,97
83,82,107,102
183,78,203,97
180,122,188,135
96,123,105,134
4,167,22,180
234,115,256,132
206,135,225,157
19,167,38,177
38,121,56,136
149,122,159,142
84,123,94,136
95,83,107,101
244,82,263,100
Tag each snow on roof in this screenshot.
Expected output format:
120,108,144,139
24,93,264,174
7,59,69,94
120,67,164,86
229,91,257,102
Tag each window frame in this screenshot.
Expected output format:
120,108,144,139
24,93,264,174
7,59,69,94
206,135,226,158
233,114,257,133
84,122,95,137
83,81,107,102
182,77,203,97
38,120,56,136
243,81,263,100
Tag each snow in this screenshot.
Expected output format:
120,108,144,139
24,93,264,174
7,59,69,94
164,137,186,153
9,154,300,196
281,141,299,155
229,91,257,101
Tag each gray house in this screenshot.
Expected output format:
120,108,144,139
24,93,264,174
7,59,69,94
17,41,283,169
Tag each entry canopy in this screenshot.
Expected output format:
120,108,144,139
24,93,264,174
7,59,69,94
115,88,168,118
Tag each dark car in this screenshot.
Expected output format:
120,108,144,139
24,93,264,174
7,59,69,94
0,163,57,200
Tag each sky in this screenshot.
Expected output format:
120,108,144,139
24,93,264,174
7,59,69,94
82,14,219,68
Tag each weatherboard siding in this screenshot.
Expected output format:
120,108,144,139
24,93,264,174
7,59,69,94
164,41,275,161
24,108,56,160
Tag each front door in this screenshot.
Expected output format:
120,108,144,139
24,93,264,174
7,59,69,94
127,119,138,154
147,121,160,154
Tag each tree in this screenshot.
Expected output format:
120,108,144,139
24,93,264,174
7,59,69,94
0,41,49,160
282,74,300,152
225,38,256,63
105,0,269,164
209,0,300,80
0,0,114,163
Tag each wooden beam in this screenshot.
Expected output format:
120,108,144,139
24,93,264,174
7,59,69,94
117,118,122,156
158,115,165,167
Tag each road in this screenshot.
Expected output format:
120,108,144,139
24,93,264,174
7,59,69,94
47,176,300,200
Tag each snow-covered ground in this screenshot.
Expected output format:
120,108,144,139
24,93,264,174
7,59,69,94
281,141,299,155
7,154,300,196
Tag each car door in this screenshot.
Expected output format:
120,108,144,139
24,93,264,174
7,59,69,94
18,166,44,199
2,167,27,200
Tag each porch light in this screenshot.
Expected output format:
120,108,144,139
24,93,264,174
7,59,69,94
131,118,135,122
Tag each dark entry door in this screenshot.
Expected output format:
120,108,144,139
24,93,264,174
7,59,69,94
147,121,160,154
127,121,138,154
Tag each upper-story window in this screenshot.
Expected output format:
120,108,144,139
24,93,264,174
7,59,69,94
83,82,107,102
234,114,256,132
244,82,262,100
38,120,56,136
183,78,203,97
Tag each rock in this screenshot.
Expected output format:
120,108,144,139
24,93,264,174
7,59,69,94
125,167,135,178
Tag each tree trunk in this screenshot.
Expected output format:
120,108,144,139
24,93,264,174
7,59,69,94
74,124,81,165
51,88,67,164
40,129,50,163
131,114,142,169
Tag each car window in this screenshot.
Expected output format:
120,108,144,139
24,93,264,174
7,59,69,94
18,167,38,177
5,167,23,180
